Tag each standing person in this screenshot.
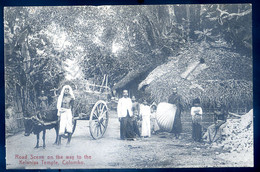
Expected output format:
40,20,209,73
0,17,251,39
117,90,135,140
191,98,203,142
132,96,141,137
150,103,159,134
168,87,183,139
38,90,48,119
140,99,151,138
57,85,75,146
203,103,227,143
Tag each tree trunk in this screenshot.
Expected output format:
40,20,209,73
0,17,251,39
186,5,190,42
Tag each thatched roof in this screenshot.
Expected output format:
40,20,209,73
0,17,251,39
139,60,208,89
112,67,151,91
138,43,253,108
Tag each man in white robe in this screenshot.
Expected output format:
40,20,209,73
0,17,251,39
117,90,135,140
57,85,75,146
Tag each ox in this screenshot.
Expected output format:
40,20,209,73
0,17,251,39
24,110,59,148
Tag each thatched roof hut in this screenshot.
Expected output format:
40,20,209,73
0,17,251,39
139,42,253,109
112,66,155,99
112,69,146,91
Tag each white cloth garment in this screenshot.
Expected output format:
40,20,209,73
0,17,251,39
57,85,75,135
140,104,151,137
191,107,203,121
59,108,73,135
117,97,133,118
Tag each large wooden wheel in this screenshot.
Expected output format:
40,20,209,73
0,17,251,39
89,100,109,139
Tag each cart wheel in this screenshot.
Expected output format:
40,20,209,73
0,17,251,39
89,100,109,139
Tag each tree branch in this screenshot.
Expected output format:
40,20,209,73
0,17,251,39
217,5,251,19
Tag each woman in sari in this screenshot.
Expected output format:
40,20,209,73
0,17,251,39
140,100,151,138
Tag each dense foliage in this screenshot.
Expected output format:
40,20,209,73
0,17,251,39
4,4,252,114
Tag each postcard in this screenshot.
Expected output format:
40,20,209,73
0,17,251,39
5,4,253,169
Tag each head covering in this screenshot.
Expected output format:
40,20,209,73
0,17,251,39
57,85,75,110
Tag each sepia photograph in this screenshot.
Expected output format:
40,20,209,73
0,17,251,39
4,4,253,169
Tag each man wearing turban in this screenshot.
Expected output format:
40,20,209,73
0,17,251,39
57,85,75,146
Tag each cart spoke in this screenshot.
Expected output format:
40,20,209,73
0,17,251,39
100,104,105,114
97,104,101,114
101,103,105,111
99,125,103,134
97,108,101,116
96,124,99,137
97,104,101,112
93,111,99,119
100,121,106,129
96,105,99,114
100,110,108,118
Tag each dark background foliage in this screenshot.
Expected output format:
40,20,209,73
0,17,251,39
4,4,252,114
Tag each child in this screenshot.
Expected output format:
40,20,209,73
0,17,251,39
132,96,141,137
191,98,203,142
150,102,159,134
140,99,151,138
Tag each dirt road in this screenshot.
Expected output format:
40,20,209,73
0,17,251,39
6,110,249,169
